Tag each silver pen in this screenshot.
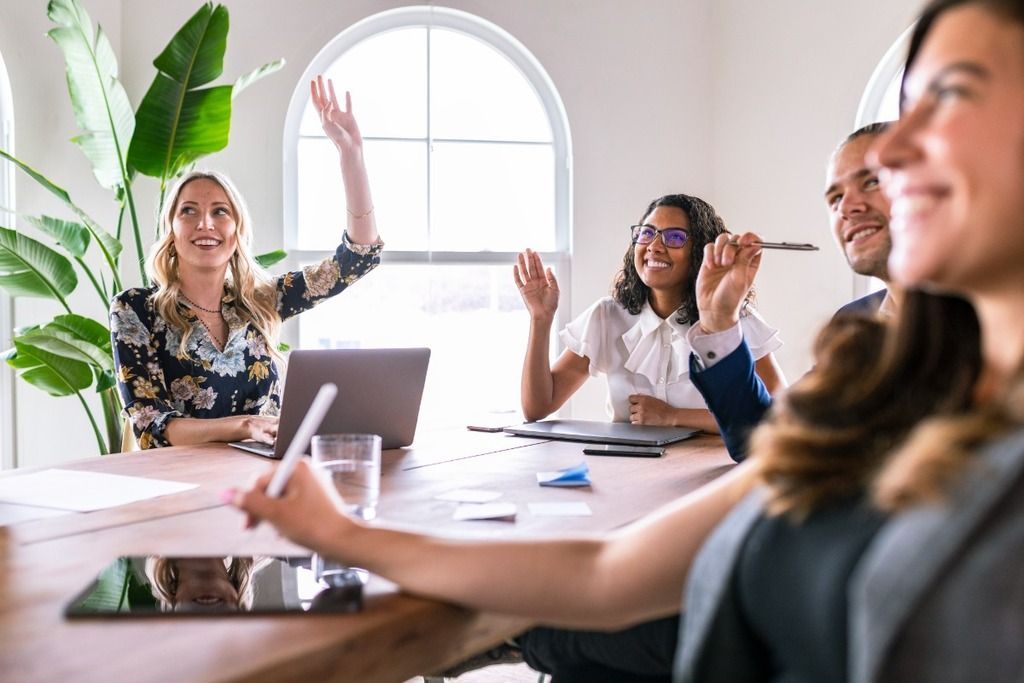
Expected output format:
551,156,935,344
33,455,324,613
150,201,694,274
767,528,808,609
728,239,819,251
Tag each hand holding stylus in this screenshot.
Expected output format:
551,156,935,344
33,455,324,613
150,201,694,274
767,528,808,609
265,382,339,498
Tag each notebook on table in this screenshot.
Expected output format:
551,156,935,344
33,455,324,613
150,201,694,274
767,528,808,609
503,419,699,446
229,347,430,458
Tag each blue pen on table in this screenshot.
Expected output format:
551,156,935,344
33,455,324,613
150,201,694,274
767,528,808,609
265,382,338,498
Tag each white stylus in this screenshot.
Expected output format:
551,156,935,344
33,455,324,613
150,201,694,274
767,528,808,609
265,382,338,498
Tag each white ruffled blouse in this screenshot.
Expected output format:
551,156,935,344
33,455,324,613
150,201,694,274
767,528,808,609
559,297,782,421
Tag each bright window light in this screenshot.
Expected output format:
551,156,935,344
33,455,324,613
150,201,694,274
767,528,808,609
287,7,571,428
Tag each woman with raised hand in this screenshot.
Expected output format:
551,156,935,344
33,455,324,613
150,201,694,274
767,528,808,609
111,76,381,449
515,193,785,433
232,0,1024,679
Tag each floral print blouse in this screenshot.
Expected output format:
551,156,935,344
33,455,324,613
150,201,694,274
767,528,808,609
110,234,382,449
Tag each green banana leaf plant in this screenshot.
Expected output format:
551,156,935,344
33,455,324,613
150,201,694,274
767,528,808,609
0,0,284,454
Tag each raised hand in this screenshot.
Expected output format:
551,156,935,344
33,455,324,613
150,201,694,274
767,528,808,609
696,232,763,332
311,75,363,158
514,249,559,322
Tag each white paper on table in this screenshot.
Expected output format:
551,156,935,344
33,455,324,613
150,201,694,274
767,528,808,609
452,502,517,522
0,469,198,512
527,502,593,517
435,488,503,503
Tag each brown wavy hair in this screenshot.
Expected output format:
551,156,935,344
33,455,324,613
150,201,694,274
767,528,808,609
147,170,281,360
750,291,984,517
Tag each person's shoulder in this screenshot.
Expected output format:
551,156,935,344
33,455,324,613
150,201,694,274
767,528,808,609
111,286,160,318
591,296,635,321
112,286,157,305
834,289,887,318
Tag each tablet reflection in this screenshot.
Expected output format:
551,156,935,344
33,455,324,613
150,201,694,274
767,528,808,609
146,556,266,612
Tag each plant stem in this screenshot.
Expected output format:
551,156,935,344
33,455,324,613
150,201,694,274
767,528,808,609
76,256,109,305
101,386,123,454
156,183,168,243
123,183,147,288
76,390,108,455
116,200,126,242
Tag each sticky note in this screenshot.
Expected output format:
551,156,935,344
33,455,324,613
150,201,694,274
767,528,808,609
527,502,593,517
537,462,591,487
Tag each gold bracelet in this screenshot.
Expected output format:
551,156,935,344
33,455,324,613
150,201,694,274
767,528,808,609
346,205,374,219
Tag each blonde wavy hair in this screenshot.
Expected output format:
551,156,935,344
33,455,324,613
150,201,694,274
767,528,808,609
145,556,269,611
146,170,281,360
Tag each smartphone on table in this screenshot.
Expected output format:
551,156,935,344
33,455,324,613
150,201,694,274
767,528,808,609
582,444,665,458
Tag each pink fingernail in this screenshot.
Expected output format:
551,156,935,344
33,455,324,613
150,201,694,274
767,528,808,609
219,488,236,504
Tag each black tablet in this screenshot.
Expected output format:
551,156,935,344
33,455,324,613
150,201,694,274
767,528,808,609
65,556,363,618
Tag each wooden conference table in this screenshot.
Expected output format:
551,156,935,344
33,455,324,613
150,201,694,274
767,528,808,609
0,428,734,683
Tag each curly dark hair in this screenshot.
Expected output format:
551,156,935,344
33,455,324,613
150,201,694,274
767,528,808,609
612,194,729,323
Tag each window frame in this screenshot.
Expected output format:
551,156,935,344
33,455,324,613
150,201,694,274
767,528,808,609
0,50,15,469
851,22,914,300
281,5,572,270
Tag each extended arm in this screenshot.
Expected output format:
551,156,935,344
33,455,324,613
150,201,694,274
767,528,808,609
686,232,776,461
277,78,383,321
515,249,590,420
232,457,756,629
314,76,377,247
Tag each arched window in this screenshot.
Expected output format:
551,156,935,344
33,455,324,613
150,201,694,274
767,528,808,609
283,6,571,427
856,24,914,126
852,23,914,299
0,51,14,469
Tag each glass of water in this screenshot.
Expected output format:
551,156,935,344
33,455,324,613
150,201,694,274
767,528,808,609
311,433,382,520
311,433,381,588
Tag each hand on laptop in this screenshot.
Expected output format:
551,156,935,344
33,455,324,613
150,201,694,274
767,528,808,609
242,415,279,445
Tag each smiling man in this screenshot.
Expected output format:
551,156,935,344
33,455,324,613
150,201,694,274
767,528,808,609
824,122,900,317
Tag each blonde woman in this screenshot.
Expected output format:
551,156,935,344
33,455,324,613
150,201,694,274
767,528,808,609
111,76,381,449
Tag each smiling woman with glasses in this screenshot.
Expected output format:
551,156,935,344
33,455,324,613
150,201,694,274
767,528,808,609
513,193,786,434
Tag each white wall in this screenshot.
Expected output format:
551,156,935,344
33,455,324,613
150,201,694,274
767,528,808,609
1,0,918,467
708,0,917,376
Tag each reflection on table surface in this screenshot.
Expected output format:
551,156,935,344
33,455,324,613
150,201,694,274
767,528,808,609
65,556,363,617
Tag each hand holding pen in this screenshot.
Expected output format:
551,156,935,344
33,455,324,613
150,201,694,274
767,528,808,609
697,232,768,333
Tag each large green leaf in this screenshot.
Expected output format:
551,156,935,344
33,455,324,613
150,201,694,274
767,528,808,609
51,313,112,351
128,3,231,180
47,0,134,191
232,59,285,100
8,339,93,396
22,215,90,258
71,557,131,613
154,2,227,85
254,249,287,268
131,78,232,179
0,227,77,306
19,314,113,372
0,150,123,264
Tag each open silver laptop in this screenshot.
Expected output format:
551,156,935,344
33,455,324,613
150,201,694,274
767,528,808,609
503,419,698,446
229,348,430,458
